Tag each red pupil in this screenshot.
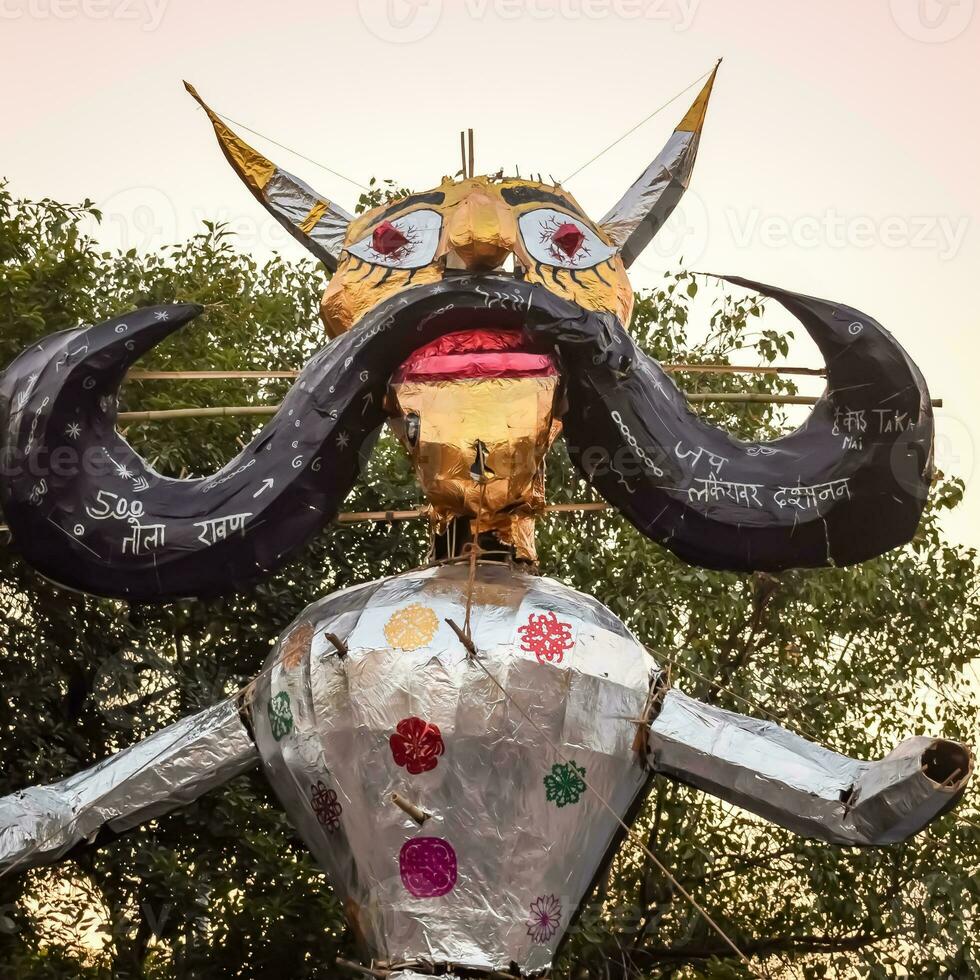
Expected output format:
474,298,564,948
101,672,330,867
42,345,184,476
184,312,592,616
552,222,585,258
372,220,409,255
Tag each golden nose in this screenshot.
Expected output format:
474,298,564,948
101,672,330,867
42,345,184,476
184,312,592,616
446,192,517,270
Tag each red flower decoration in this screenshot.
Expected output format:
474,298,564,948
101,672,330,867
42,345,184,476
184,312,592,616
372,220,409,256
390,716,445,775
517,611,575,665
551,222,585,258
311,780,342,833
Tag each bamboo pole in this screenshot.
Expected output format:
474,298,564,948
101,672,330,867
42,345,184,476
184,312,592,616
127,370,298,380
0,502,611,537
335,501,609,524
116,394,943,423
125,364,827,381
118,405,278,422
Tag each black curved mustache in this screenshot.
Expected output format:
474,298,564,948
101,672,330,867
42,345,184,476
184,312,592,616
0,276,933,600
557,277,934,570
0,279,588,600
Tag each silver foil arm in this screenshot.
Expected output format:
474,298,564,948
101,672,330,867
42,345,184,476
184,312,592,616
648,690,973,846
0,699,258,875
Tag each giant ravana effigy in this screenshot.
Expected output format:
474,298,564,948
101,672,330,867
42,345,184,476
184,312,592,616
0,67,973,978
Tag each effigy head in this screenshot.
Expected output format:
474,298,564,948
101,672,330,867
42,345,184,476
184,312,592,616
0,67,936,599
177,77,720,560
387,329,562,559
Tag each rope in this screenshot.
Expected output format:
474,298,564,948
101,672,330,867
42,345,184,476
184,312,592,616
210,108,371,193
563,68,713,183
463,481,489,641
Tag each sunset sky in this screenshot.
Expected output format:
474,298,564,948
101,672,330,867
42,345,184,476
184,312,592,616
3,0,978,544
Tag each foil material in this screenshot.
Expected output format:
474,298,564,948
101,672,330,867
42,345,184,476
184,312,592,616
599,65,718,268
184,82,352,271
648,690,973,846
390,375,561,561
249,563,657,975
0,700,257,875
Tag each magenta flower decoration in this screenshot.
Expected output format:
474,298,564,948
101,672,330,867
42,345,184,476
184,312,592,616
527,894,562,943
399,837,458,898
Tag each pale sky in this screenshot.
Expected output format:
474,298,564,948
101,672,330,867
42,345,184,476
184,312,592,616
3,0,978,546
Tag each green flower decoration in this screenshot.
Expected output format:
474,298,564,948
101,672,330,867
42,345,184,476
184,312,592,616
268,691,294,742
544,761,586,808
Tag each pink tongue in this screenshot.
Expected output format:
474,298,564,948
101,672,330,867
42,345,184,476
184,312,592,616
397,351,556,382
394,328,556,382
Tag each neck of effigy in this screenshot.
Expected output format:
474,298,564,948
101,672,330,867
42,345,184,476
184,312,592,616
431,515,533,567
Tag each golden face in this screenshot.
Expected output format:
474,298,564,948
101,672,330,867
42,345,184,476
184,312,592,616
320,176,634,336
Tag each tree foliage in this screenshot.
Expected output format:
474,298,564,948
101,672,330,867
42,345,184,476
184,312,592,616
0,182,977,979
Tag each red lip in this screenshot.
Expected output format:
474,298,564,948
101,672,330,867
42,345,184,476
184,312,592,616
393,329,557,383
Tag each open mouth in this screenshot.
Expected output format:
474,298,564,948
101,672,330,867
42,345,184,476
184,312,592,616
393,328,558,384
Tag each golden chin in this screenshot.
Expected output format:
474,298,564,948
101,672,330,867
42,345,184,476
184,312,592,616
389,374,561,561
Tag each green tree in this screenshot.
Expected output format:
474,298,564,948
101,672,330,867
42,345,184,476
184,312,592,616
0,183,977,979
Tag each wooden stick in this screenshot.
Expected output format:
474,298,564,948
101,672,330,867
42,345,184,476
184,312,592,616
467,127,475,178
118,405,278,422
335,508,427,523
116,394,943,423
541,501,608,514
941,767,964,788
445,617,477,658
0,502,609,537
127,370,298,380
335,959,388,979
125,364,828,381
391,792,430,826
324,632,349,658
688,392,870,405
668,363,823,376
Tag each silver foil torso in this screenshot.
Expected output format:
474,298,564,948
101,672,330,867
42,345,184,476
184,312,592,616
251,562,657,974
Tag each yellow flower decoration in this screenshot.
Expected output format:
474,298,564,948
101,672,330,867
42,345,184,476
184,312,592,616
384,603,439,651
281,623,314,670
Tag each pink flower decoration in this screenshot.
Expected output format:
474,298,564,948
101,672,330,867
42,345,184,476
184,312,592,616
527,894,562,944
517,611,575,665
399,837,458,898
390,716,445,775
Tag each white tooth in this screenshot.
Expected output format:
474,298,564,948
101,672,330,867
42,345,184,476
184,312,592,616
495,253,516,273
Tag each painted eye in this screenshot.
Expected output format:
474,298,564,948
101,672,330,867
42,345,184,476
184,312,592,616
347,209,442,269
518,208,616,270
